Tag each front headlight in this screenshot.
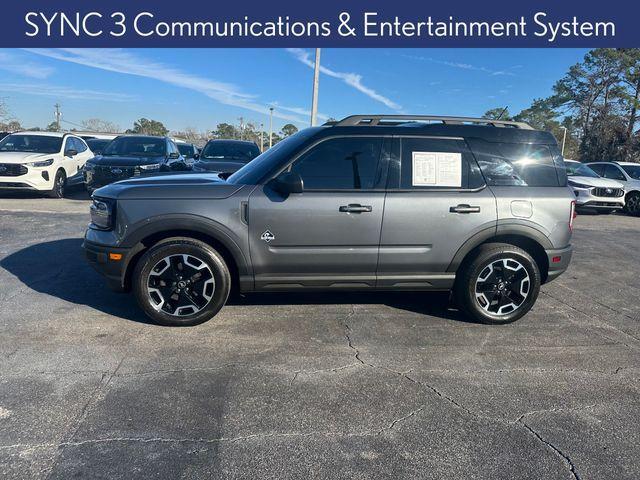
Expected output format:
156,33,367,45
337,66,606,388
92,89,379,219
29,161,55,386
26,158,54,168
568,180,591,189
139,163,161,171
90,197,115,230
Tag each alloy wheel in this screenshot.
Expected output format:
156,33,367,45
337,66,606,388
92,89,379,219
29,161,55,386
147,254,215,316
474,258,530,316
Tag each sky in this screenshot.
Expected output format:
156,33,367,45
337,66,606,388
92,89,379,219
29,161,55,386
0,48,590,133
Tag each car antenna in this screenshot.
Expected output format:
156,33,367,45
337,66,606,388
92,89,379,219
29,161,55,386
496,106,509,120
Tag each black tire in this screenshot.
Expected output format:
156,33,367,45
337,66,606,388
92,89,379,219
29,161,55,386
47,169,66,198
454,243,541,325
132,237,231,326
624,192,640,216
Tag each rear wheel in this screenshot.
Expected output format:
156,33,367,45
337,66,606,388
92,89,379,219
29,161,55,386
625,192,640,216
47,169,66,198
454,243,541,325
132,238,231,326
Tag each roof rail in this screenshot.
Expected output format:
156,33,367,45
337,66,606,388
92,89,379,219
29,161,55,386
334,115,533,130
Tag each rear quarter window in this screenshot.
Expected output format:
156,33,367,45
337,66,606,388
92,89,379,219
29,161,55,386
467,138,563,187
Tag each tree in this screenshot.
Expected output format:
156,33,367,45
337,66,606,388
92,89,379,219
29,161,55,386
483,107,512,121
46,121,59,132
81,118,120,133
126,118,168,136
280,123,298,137
211,123,238,139
0,99,21,132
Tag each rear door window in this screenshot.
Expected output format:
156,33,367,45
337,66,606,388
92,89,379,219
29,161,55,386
392,137,485,190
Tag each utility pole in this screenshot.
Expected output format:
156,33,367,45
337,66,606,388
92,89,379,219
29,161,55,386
238,117,244,140
260,123,264,152
54,103,61,132
268,107,274,149
561,126,568,156
310,48,321,126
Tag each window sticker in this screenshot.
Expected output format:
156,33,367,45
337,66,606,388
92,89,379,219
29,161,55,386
412,151,462,187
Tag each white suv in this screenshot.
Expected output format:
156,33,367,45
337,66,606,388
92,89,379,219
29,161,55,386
587,162,640,215
0,131,94,197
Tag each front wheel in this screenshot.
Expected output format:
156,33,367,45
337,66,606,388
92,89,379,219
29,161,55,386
454,243,541,325
47,169,66,198
625,192,640,216
132,238,231,326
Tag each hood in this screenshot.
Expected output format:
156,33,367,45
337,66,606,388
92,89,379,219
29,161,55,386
88,155,166,166
568,176,624,188
94,173,243,200
0,152,54,164
193,160,246,173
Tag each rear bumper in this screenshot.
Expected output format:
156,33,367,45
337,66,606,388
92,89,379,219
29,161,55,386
83,237,138,291
544,245,572,283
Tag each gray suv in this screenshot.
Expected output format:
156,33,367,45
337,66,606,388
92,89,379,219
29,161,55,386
84,115,574,326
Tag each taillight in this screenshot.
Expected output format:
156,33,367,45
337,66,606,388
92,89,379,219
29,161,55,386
569,200,576,232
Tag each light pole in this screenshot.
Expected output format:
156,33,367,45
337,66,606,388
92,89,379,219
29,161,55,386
260,123,264,152
310,48,321,126
269,107,274,149
561,126,568,156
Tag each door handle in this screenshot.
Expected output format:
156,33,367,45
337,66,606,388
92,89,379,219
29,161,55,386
339,204,373,213
449,204,481,214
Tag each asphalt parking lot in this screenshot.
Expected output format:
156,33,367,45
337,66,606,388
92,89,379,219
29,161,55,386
0,192,639,480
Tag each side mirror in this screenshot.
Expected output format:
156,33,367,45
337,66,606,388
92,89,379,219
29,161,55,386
275,172,303,194
168,152,180,159
193,153,200,160
65,149,78,157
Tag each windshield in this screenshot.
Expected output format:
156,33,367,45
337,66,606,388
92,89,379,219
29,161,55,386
0,134,62,154
566,162,599,178
622,164,640,180
227,128,320,185
102,137,166,157
177,143,196,157
200,141,259,162
86,139,111,152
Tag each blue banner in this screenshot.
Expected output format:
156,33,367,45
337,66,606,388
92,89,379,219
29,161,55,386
0,0,637,47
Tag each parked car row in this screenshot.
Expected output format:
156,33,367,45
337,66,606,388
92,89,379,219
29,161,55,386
0,130,261,196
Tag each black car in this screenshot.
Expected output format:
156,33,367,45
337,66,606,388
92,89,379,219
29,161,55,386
85,138,113,155
84,135,188,192
176,141,200,161
193,139,260,174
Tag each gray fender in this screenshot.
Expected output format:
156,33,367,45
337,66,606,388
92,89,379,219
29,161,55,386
446,223,553,272
121,214,251,279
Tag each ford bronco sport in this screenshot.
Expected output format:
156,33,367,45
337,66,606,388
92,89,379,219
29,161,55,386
84,115,574,326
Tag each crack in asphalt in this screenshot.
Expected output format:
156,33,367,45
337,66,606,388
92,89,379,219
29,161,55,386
340,306,588,480
520,421,582,480
542,290,640,349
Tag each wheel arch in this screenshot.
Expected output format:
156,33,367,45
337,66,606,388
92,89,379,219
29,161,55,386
448,225,551,283
121,216,251,292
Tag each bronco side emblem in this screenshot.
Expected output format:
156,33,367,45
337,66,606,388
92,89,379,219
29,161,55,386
260,230,275,243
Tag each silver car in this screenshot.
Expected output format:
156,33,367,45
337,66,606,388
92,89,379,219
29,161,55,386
84,115,575,326
565,160,624,213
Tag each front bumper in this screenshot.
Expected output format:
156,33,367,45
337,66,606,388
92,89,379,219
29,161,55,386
0,167,55,191
83,237,140,291
572,187,624,209
544,245,573,283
